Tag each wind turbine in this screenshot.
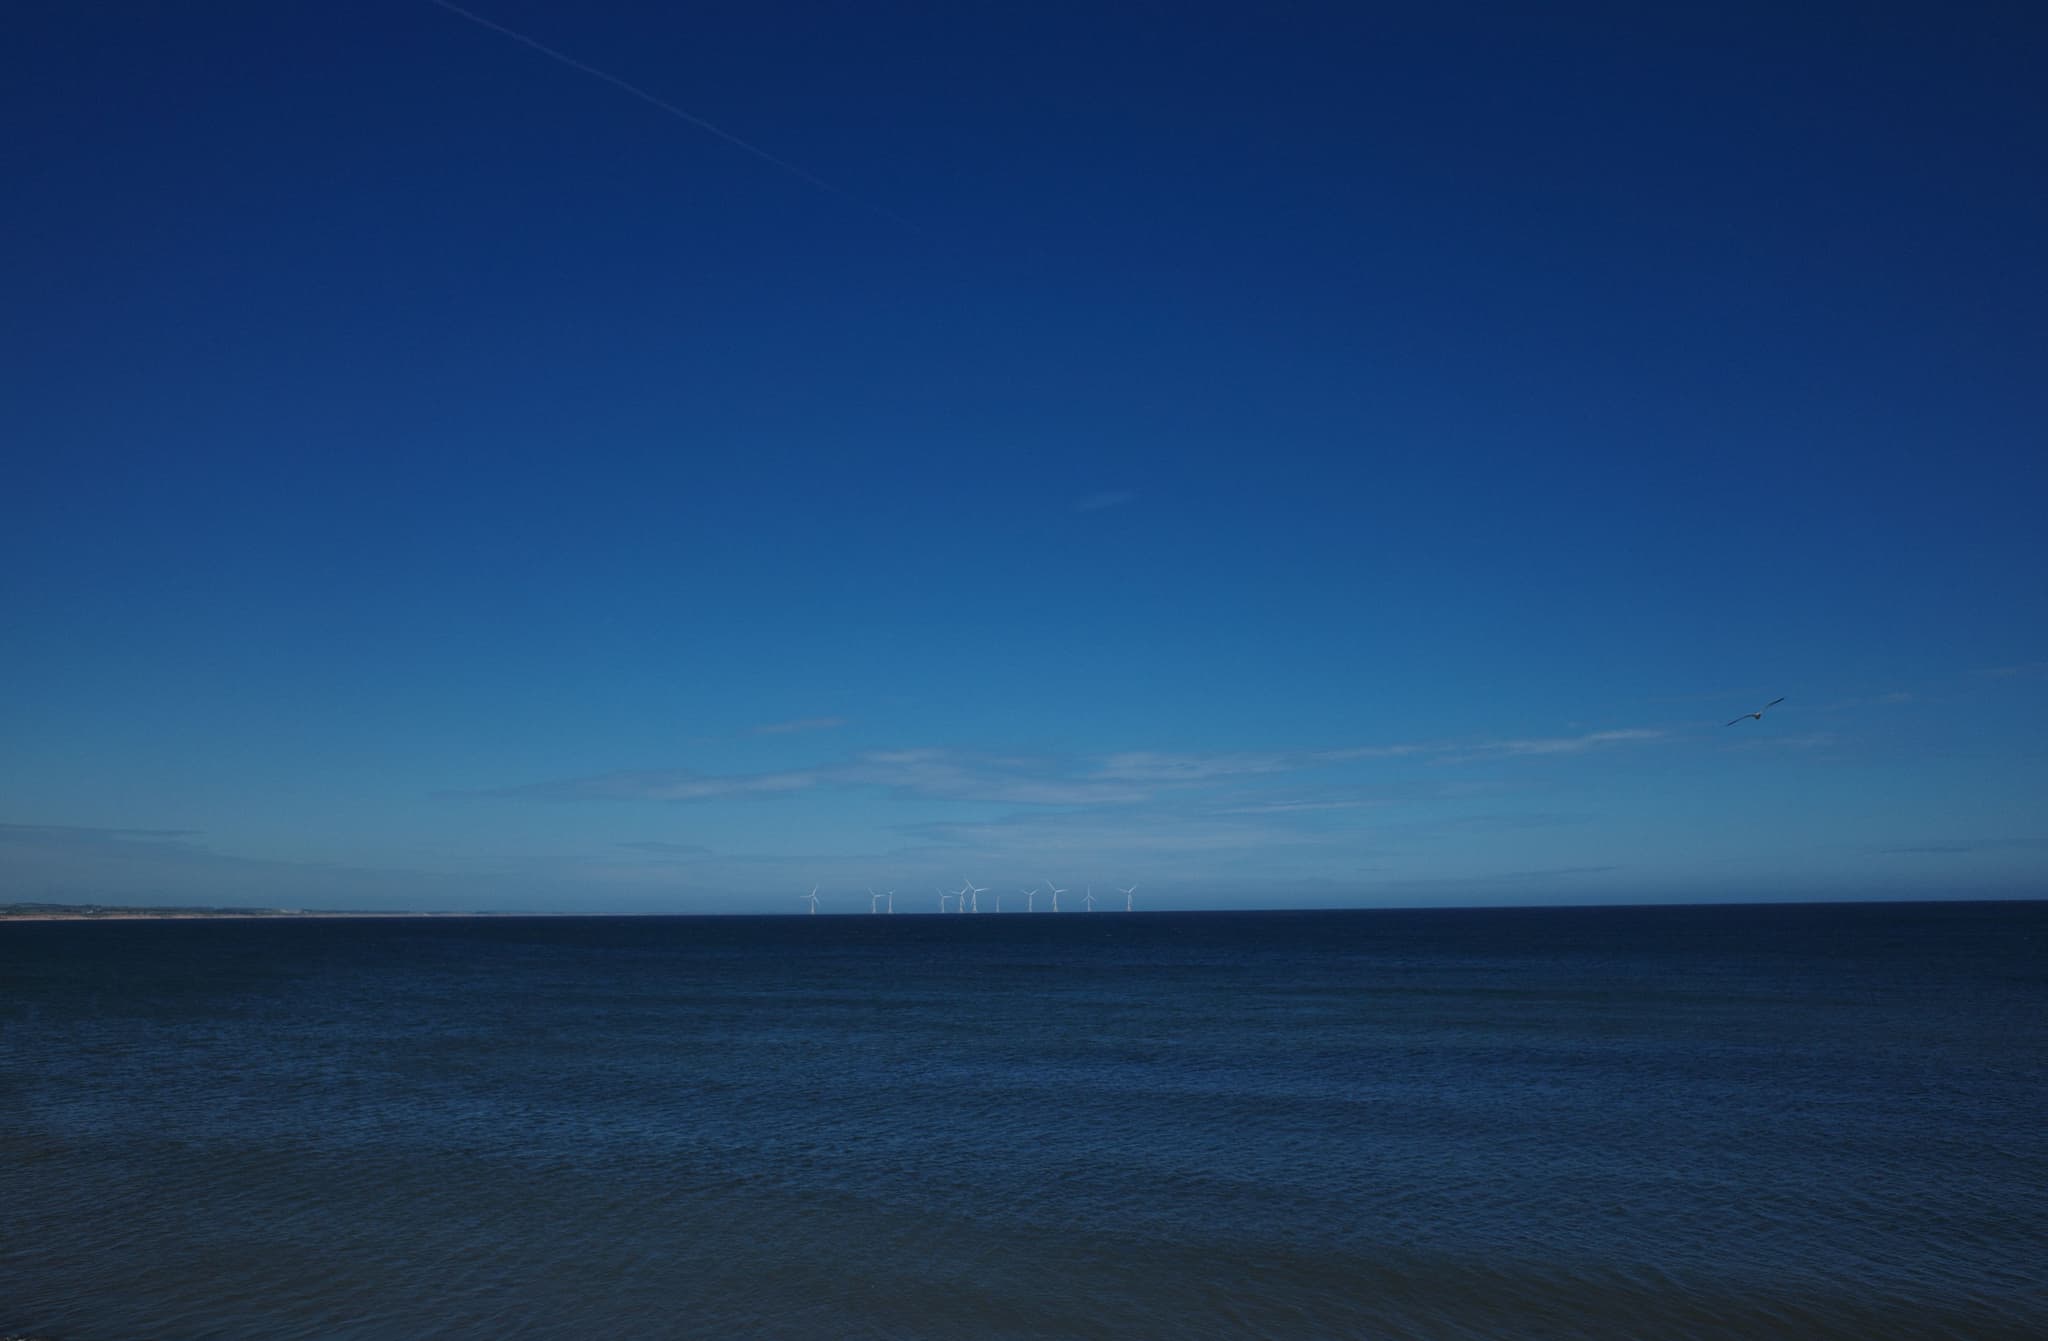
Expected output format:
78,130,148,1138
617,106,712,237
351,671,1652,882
993,890,1004,913
800,885,819,915
1083,885,1097,912
886,889,895,914
1119,884,1137,912
963,879,988,913
1046,878,1067,912
1025,885,1037,913
1726,696,1786,726
868,888,882,914
937,887,952,913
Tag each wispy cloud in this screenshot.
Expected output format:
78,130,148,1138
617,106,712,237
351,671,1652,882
1212,797,1387,816
1649,688,1760,705
1378,864,1624,887
0,822,203,850
1822,692,1912,711
1093,742,1430,784
1073,490,1136,513
482,725,1669,810
483,768,823,802
1417,729,1669,764
479,750,1151,808
1469,729,1666,757
1428,810,1586,832
1724,730,1837,752
836,750,1152,805
893,808,1336,863
0,822,483,909
1977,660,2048,680
615,840,713,856
752,716,847,735
1873,837,2041,856
1092,750,1294,783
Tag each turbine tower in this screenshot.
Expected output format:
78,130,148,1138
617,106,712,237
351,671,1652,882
800,885,820,915
868,888,882,914
886,889,895,914
1046,878,1067,912
1119,884,1137,912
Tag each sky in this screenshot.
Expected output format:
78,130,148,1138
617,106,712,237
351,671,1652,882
4,2,2045,912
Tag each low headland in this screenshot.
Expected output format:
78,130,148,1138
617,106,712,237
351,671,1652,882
0,902,493,921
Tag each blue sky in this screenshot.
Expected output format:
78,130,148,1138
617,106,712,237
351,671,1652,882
4,2,2044,911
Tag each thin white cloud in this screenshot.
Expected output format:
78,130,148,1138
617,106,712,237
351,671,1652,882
0,823,490,909
753,716,847,735
1313,743,1432,762
481,750,1149,808
1372,864,1625,890
1212,798,1386,816
1473,729,1665,757
0,822,203,849
480,725,1671,809
1873,837,2042,856
1092,750,1294,783
1724,731,1837,752
483,769,822,802
896,809,1333,858
837,751,1151,805
1821,692,1912,711
1092,742,1428,784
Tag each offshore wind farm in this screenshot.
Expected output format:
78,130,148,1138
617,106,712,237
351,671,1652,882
808,879,1138,913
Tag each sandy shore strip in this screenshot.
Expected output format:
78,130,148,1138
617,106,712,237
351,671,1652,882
0,908,515,922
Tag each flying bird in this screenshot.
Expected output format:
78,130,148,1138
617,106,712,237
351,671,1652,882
1726,697,1786,726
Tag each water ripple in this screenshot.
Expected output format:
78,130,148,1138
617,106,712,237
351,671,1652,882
4,904,2044,1340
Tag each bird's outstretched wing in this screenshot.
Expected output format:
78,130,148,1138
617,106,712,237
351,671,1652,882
1727,697,1786,725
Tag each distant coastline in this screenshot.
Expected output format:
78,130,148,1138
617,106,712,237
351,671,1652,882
0,903,498,922
6,898,2040,923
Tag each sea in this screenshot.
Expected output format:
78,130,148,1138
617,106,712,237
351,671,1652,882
2,901,2043,1341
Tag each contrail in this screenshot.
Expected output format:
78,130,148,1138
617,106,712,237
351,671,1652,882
426,0,917,231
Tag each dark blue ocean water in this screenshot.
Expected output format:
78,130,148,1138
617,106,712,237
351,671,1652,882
2,902,2044,1340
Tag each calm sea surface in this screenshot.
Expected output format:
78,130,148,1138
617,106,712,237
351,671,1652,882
2,902,2043,1340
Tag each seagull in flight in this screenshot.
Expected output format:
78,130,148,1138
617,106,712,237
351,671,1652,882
1726,697,1786,726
